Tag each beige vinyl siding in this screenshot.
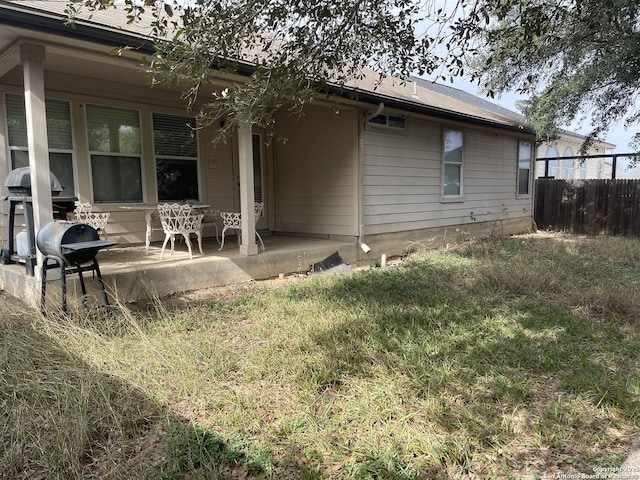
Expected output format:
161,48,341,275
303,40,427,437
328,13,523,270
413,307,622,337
201,127,236,212
363,118,532,235
274,104,358,237
362,118,441,234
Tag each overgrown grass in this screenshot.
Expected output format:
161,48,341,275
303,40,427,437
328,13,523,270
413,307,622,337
2,233,640,479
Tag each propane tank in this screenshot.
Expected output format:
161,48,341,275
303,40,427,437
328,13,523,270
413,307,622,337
16,231,28,257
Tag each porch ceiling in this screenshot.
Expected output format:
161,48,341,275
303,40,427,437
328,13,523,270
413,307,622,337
0,8,248,97
40,46,148,87
0,21,141,86
0,40,234,97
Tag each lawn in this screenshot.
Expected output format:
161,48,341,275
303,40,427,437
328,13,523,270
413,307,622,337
2,233,640,479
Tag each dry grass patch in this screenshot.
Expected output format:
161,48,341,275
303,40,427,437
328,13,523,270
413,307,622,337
1,232,640,479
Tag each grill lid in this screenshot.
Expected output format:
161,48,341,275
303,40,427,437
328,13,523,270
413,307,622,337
5,167,64,196
37,221,116,265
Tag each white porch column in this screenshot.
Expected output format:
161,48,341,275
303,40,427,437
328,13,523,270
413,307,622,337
21,44,52,280
237,117,258,256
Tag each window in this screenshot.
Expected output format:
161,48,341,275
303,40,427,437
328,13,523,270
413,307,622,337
546,147,559,178
86,104,142,203
518,141,532,196
368,114,406,130
5,93,75,196
153,113,199,201
443,129,463,197
562,148,575,179
561,159,574,179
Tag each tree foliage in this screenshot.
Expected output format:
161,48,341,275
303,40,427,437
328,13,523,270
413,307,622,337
67,0,450,139
66,0,640,151
447,0,640,152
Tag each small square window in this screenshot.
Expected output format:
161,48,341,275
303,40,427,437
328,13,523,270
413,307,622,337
387,115,406,128
369,115,387,125
367,114,406,130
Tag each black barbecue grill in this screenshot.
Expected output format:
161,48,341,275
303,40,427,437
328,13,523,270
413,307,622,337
37,220,117,313
2,167,77,275
1,167,117,312
5,166,64,196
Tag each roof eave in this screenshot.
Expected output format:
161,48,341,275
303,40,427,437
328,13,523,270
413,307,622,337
0,3,259,75
0,3,153,53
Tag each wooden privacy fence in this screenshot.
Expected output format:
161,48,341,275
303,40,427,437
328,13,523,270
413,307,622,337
535,179,640,236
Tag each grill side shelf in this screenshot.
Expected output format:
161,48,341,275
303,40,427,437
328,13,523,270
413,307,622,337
60,240,117,251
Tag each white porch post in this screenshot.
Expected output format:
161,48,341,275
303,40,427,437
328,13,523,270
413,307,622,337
237,117,258,256
21,44,52,280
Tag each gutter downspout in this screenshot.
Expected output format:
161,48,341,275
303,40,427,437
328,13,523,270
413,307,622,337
357,102,384,254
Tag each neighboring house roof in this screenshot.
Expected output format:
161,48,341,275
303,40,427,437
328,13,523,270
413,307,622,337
0,0,536,135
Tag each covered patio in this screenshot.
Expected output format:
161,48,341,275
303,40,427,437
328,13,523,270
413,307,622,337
0,234,359,308
0,2,538,309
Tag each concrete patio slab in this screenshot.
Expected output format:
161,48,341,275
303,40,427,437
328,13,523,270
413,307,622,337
0,235,359,308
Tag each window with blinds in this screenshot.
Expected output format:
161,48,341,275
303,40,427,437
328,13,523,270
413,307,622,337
86,104,142,203
153,113,199,201
5,93,75,195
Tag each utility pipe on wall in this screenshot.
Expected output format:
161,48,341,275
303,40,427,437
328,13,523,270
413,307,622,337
357,102,384,254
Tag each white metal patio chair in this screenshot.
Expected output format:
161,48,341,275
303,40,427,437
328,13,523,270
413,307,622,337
199,207,220,244
219,202,265,252
156,203,204,260
73,201,110,239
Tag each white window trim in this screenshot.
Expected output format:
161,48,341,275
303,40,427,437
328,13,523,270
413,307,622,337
86,103,143,204
365,113,408,135
517,140,533,197
4,93,76,196
442,128,464,200
152,111,200,202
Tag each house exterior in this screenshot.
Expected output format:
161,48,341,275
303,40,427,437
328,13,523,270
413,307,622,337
0,1,536,283
535,132,616,180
